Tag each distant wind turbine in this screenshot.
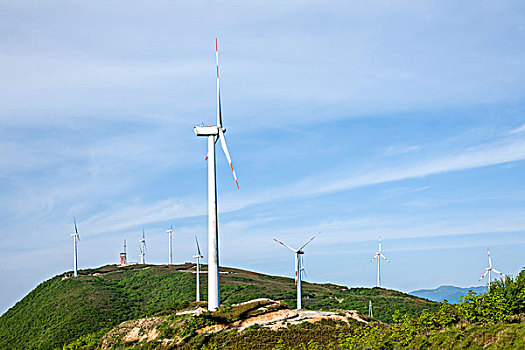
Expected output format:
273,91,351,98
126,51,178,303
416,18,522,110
139,229,147,264
166,224,174,265
70,217,80,277
274,232,321,309
193,235,204,302
368,300,373,318
479,248,506,289
370,236,389,288
194,38,240,311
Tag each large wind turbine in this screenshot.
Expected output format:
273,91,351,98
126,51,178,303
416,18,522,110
139,229,147,264
194,38,239,311
479,248,506,289
274,232,321,309
370,236,389,288
166,224,173,265
70,217,80,277
193,235,204,302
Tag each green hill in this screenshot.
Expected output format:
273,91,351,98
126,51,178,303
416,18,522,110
0,263,437,350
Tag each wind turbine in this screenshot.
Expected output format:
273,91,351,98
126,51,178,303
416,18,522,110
274,232,321,309
139,229,147,264
166,224,173,265
368,300,373,318
193,235,204,302
70,217,80,277
479,248,506,289
370,236,389,288
194,38,239,311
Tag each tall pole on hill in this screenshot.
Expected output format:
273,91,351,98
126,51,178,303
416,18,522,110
166,224,173,265
194,38,239,311
370,236,389,287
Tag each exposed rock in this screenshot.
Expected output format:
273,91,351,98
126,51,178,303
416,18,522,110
100,299,369,348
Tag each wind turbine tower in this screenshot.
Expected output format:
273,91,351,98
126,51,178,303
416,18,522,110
166,224,173,265
139,229,147,264
193,235,204,302
479,248,506,289
274,232,321,309
70,217,80,277
370,236,390,288
194,38,239,311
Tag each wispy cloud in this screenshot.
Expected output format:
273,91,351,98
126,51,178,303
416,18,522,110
510,123,525,135
78,129,525,236
384,145,420,156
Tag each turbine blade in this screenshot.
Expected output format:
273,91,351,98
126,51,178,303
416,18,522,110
216,38,222,128
73,217,78,234
301,256,307,279
380,253,390,262
218,129,239,188
195,235,202,256
479,270,489,281
274,238,296,252
298,231,322,251
487,248,492,268
295,254,298,286
492,268,506,277
370,253,378,262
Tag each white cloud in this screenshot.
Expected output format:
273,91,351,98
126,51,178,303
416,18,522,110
510,123,525,135
72,129,525,240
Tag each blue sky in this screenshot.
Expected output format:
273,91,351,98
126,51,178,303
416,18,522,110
1,1,525,314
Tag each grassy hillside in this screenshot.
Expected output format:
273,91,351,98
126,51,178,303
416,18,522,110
0,263,438,350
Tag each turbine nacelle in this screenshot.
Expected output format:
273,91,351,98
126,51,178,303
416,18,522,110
194,126,224,137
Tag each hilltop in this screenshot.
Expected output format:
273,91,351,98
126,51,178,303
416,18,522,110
0,263,437,350
410,285,488,303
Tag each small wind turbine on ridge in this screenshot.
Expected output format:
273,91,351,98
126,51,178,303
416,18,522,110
70,217,80,277
370,236,389,288
194,38,240,311
193,235,204,302
479,248,506,289
274,232,321,309
139,229,147,264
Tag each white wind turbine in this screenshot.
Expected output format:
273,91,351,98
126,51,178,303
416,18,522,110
479,248,506,289
139,229,147,264
70,217,80,277
194,38,239,311
166,224,173,265
274,232,321,309
193,235,204,302
370,236,389,288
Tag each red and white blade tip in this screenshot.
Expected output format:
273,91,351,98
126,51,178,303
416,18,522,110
230,162,239,189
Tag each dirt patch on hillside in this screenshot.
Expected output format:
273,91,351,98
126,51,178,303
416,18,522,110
101,299,368,348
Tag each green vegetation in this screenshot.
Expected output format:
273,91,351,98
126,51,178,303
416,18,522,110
0,263,437,349
62,267,524,349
